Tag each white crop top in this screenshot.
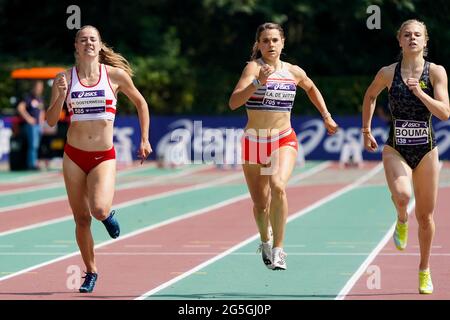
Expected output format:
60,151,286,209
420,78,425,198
66,64,117,121
245,59,297,112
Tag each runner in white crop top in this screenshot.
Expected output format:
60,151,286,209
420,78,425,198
66,63,117,122
46,25,152,293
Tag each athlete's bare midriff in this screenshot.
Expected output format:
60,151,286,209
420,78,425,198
245,109,291,136
67,120,114,151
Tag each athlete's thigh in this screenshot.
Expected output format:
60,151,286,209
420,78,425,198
242,162,270,205
268,146,297,186
412,148,439,213
63,153,90,215
382,145,412,195
86,159,116,210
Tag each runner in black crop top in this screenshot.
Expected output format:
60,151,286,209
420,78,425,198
361,19,449,295
385,60,435,169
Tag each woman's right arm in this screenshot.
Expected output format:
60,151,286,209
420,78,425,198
362,66,391,152
229,61,276,110
46,71,69,127
228,61,260,110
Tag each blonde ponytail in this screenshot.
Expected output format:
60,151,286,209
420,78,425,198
99,43,134,77
75,25,134,77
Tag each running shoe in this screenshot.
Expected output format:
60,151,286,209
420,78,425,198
272,247,287,270
257,226,274,269
79,272,98,293
102,210,120,239
257,242,273,269
419,269,433,294
393,220,408,250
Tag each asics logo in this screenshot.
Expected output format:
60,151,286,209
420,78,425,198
401,121,421,128
71,90,105,99
78,91,97,98
273,83,292,90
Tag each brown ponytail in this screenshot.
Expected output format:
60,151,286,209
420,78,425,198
251,42,261,60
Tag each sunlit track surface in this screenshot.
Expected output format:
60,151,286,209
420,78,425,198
0,161,449,300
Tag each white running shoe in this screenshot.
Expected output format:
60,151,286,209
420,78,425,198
257,225,274,269
272,247,287,270
257,242,273,269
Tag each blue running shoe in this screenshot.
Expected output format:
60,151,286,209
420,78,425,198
79,272,98,293
102,210,120,239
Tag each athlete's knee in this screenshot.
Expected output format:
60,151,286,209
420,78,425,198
270,179,287,198
90,206,110,221
74,214,92,228
391,192,410,208
253,201,269,214
416,213,434,229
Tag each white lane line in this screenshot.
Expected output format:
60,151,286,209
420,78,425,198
0,161,328,235
115,165,211,190
0,196,68,214
0,172,60,184
0,164,207,196
33,245,69,248
0,171,242,237
0,162,156,187
0,162,330,282
0,182,63,196
288,161,331,185
335,200,415,300
135,163,383,300
335,161,444,300
0,165,211,214
2,251,450,257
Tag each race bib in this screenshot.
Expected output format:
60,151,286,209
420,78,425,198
394,119,429,145
262,82,296,108
72,106,106,114
70,90,106,114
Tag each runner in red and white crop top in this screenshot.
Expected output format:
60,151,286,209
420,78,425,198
66,63,117,122
46,25,152,293
228,23,339,272
245,58,296,112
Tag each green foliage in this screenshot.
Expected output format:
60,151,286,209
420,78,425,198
294,76,374,115
121,27,195,115
0,0,448,116
0,67,15,114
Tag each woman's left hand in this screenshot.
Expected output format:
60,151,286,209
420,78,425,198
138,140,153,164
324,116,339,135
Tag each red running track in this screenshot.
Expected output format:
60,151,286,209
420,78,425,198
0,184,193,234
0,183,347,300
346,185,450,299
0,166,225,233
